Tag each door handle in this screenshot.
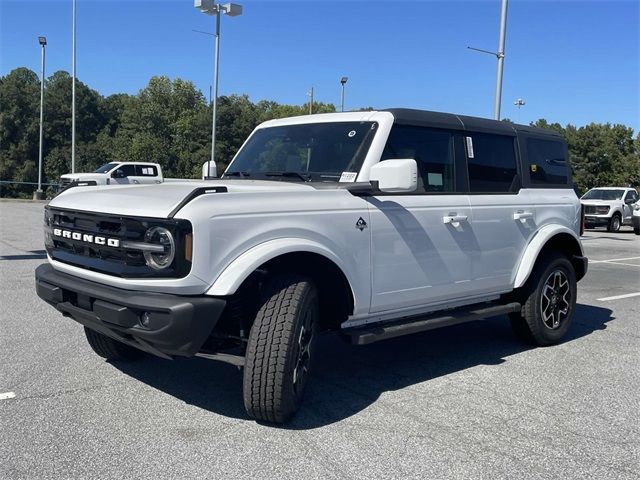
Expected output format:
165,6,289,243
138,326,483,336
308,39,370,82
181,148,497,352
513,211,533,222
443,214,468,225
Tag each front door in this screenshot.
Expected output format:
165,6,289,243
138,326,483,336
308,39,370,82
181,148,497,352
368,125,475,313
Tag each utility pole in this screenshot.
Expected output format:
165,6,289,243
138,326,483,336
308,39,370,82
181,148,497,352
467,0,509,120
494,0,508,120
35,36,47,201
71,0,76,173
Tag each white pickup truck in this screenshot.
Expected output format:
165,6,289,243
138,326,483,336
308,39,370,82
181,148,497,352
59,162,163,189
37,109,588,424
580,187,638,232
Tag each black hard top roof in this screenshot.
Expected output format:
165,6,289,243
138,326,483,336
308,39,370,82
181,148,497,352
384,108,563,138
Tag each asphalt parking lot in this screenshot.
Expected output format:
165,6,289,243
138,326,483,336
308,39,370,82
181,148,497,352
1,200,638,480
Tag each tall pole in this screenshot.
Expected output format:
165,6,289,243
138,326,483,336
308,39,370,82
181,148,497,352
309,87,314,115
37,40,46,198
340,83,345,112
493,0,508,120
210,9,221,164
71,0,77,173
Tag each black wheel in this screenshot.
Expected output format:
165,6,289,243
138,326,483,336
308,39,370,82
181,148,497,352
607,214,621,232
509,252,577,346
84,327,145,361
634,225,640,235
243,274,319,424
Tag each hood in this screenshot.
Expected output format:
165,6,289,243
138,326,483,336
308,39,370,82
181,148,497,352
60,172,106,180
49,179,319,218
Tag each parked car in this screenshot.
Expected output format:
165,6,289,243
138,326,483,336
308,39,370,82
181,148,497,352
580,187,638,232
36,109,588,424
633,203,640,235
59,162,163,189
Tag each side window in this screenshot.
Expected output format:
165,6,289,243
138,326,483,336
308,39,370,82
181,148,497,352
526,138,568,185
115,164,136,177
625,190,638,203
465,133,518,193
381,125,455,193
136,165,158,176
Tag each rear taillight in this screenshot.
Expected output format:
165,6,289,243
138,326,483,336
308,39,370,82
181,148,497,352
580,204,585,236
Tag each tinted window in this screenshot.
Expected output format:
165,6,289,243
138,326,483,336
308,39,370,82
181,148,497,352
466,133,518,192
115,164,136,177
136,165,158,176
526,138,568,185
381,125,454,193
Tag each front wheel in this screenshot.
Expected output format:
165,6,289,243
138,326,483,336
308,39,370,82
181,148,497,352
509,253,577,346
84,327,145,361
607,214,621,232
243,274,319,424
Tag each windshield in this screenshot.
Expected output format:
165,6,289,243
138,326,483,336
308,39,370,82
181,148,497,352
95,162,119,173
581,189,625,200
224,122,378,182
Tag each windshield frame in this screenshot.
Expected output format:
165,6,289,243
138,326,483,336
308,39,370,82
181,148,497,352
223,121,381,183
581,189,625,200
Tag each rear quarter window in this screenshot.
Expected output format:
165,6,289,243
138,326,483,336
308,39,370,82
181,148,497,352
526,138,569,185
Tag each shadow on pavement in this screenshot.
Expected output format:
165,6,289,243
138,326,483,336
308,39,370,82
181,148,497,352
111,303,613,429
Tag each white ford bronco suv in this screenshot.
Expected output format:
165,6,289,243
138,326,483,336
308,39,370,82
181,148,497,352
36,109,588,423
580,187,638,232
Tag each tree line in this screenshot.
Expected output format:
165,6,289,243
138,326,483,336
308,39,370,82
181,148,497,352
1,67,638,197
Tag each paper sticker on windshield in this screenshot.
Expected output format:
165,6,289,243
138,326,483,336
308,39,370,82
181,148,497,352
348,130,357,138
465,137,474,158
339,172,358,183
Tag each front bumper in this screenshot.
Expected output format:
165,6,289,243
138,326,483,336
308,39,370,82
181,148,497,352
584,215,610,227
35,263,226,358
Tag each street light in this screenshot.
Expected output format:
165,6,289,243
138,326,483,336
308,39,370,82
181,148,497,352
514,98,525,123
467,0,509,120
34,36,47,201
194,1,243,174
340,76,348,112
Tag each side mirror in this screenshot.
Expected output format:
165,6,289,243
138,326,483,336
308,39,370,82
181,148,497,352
202,160,217,180
369,159,417,193
625,198,636,205
112,169,125,178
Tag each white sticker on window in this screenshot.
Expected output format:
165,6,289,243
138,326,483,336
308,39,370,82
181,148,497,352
428,172,443,186
466,136,474,158
339,172,358,183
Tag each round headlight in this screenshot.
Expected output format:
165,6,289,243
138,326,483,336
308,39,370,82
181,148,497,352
143,226,175,270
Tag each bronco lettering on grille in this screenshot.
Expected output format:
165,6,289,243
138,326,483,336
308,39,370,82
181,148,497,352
52,228,120,248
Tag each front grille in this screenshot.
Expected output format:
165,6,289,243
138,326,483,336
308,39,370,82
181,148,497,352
45,207,192,278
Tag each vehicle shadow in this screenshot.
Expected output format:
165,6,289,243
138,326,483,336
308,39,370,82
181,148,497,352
111,303,613,429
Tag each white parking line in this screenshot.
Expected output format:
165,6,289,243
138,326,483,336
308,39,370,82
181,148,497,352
591,256,640,264
0,391,16,400
597,292,640,302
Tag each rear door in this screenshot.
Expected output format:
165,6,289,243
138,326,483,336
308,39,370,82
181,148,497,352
463,131,537,294
130,164,160,184
368,125,475,313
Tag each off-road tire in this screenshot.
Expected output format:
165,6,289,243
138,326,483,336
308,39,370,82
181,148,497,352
84,327,145,361
243,274,319,424
509,252,577,346
607,213,621,232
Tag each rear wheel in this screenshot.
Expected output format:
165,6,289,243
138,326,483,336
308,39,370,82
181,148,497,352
243,274,319,424
607,213,621,232
84,327,145,361
634,224,640,235
509,252,577,346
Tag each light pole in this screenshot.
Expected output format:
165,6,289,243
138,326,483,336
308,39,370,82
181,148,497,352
340,76,348,112
514,98,525,123
307,87,314,114
467,0,509,120
34,36,47,201
194,1,243,171
71,0,76,173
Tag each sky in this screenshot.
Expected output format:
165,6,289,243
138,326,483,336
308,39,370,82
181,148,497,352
1,0,639,131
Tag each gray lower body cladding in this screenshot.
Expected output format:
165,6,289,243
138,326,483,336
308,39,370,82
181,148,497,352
35,263,226,358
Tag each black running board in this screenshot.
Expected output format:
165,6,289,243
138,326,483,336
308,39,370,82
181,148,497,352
346,302,521,345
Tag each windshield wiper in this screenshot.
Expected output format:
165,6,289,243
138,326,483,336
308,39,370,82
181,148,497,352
264,171,311,182
224,171,251,178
